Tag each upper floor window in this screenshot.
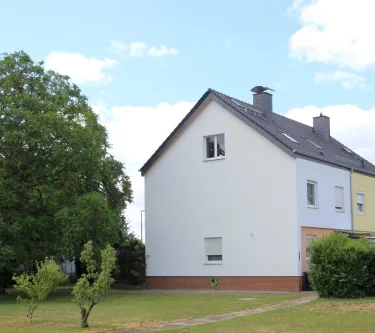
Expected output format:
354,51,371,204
335,186,344,211
307,181,317,208
357,192,365,214
204,134,225,160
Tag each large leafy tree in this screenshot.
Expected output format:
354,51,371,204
0,51,132,292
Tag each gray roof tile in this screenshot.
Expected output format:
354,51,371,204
140,89,375,176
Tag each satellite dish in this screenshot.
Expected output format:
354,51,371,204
251,86,274,94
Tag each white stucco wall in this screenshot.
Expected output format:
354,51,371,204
144,100,298,277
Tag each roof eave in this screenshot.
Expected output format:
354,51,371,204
139,89,214,176
294,152,375,177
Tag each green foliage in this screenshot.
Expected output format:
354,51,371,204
0,51,132,289
13,259,68,322
309,232,375,298
116,237,146,285
72,241,116,328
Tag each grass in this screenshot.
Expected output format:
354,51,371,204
0,287,303,332
159,297,375,333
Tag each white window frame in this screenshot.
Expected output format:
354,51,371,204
307,181,318,208
203,134,225,161
204,237,222,265
306,235,317,261
357,191,365,215
334,186,344,212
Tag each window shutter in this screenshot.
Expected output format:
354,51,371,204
335,187,343,208
357,193,364,204
205,238,222,255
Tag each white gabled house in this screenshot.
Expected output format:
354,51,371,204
140,87,375,291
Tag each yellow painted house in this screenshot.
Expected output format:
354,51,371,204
352,172,375,232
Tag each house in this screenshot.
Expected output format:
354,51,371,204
140,87,375,291
351,172,375,233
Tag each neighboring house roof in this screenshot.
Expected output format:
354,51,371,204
140,89,375,176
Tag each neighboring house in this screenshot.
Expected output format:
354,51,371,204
140,87,375,291
352,172,375,232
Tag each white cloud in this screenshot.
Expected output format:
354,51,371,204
148,45,179,57
45,52,118,84
286,104,375,163
314,71,370,90
91,104,111,121
96,101,194,237
108,41,178,58
129,42,147,57
108,40,128,55
289,0,375,70
108,40,147,57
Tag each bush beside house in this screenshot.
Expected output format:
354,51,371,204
115,238,146,286
309,232,375,298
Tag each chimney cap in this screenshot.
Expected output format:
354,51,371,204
251,86,274,94
313,112,329,119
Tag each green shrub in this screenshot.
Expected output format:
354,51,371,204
115,237,146,285
13,259,68,322
309,232,375,298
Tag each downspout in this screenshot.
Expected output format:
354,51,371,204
350,168,354,233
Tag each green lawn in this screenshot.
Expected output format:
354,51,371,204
160,297,375,333
0,288,303,332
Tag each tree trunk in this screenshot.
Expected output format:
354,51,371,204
0,269,8,294
27,304,37,323
80,308,88,328
75,259,82,279
80,303,94,328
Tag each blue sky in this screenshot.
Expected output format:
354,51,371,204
3,0,373,110
2,0,375,236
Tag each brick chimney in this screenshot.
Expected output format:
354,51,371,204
251,86,273,116
313,113,330,140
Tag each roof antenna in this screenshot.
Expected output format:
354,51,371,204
250,86,274,94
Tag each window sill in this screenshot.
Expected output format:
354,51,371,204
203,156,225,162
335,209,345,213
307,205,318,209
357,212,366,216
204,261,222,265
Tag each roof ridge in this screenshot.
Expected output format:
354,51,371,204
210,89,375,174
140,88,375,176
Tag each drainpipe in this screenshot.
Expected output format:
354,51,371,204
350,168,354,233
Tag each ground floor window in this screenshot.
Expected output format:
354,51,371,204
306,235,317,261
204,237,222,263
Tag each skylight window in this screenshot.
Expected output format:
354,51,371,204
307,139,322,149
282,133,299,143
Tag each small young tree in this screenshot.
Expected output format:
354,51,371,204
13,259,68,322
72,241,116,328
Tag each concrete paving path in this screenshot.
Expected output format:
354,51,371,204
116,294,318,332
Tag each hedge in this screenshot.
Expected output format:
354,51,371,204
309,232,375,298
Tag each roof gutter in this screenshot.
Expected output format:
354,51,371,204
293,151,375,177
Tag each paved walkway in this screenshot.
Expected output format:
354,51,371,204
116,294,318,332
